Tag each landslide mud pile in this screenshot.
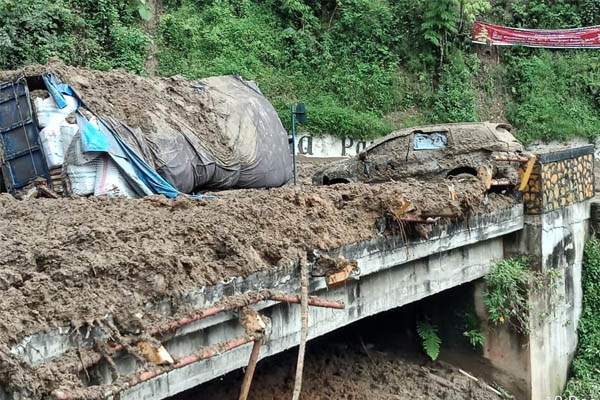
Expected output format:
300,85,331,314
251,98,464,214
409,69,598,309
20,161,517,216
0,59,292,192
0,178,515,397
0,180,512,341
0,59,229,164
200,342,503,400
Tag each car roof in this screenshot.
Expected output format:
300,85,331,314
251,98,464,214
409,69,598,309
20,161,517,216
364,122,513,154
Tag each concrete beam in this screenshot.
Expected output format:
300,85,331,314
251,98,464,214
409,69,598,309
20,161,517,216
115,236,506,400
94,206,522,400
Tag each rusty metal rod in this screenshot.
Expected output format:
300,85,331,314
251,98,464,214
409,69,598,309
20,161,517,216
151,293,344,335
399,217,437,224
56,335,257,400
270,293,346,309
78,292,345,371
494,156,529,163
238,340,263,400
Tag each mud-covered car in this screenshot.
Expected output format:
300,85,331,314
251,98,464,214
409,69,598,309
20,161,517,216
312,122,531,186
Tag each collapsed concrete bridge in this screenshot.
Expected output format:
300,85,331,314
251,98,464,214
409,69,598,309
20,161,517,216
0,146,595,400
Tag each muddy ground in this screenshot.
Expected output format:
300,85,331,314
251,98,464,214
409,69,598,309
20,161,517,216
187,312,506,400
195,345,504,400
0,179,513,347
292,156,340,185
0,176,515,397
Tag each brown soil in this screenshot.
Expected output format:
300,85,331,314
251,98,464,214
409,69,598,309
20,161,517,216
0,178,516,397
475,50,510,124
1,59,239,166
193,338,504,400
291,156,341,185
0,180,513,348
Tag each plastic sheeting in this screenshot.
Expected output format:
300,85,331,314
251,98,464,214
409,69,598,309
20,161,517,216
66,112,186,199
102,75,293,193
56,73,291,197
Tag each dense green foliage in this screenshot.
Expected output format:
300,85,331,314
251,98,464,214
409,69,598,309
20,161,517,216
483,257,562,335
564,237,600,397
157,0,401,138
505,51,600,143
0,0,151,74
483,257,533,334
0,0,599,141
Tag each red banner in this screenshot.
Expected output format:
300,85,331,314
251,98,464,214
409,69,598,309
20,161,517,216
472,21,600,49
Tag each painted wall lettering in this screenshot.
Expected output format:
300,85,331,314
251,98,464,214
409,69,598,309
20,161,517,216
293,134,374,158
298,135,313,155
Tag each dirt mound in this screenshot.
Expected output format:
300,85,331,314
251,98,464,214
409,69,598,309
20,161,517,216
0,181,512,346
0,179,515,397
0,59,246,166
195,338,503,400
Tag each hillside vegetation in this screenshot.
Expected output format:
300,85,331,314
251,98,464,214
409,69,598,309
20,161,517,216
0,0,599,142
564,237,600,397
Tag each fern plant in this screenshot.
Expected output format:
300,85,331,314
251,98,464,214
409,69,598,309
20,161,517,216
417,320,441,360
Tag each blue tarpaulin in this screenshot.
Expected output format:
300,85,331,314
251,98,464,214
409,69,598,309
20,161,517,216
43,73,214,199
75,111,210,199
42,74,77,110
79,116,110,153
111,132,181,199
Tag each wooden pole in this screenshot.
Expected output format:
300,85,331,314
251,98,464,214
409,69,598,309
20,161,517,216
238,340,262,400
292,258,309,400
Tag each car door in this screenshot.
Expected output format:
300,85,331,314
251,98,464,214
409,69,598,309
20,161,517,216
358,132,412,182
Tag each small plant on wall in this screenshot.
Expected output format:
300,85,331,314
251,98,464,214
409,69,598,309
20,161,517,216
483,256,563,335
462,311,485,348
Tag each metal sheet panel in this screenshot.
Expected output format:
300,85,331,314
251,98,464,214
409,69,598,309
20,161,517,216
0,79,50,192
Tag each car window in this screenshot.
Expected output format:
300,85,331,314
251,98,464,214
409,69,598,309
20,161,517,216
413,131,447,150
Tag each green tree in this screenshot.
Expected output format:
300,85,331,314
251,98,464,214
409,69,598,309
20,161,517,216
421,0,459,66
457,0,491,34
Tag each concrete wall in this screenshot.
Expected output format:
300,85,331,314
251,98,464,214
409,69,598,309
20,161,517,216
528,201,588,399
480,200,589,400
293,134,375,157
474,280,531,398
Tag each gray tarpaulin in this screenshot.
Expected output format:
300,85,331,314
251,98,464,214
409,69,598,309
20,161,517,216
101,75,292,193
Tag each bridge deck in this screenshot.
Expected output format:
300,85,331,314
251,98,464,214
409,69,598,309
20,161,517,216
3,204,524,400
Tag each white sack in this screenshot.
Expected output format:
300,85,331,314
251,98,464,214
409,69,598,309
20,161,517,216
39,123,78,169
94,157,137,198
34,95,78,128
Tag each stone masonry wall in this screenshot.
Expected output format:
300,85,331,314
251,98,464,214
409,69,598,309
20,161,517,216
522,146,594,214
